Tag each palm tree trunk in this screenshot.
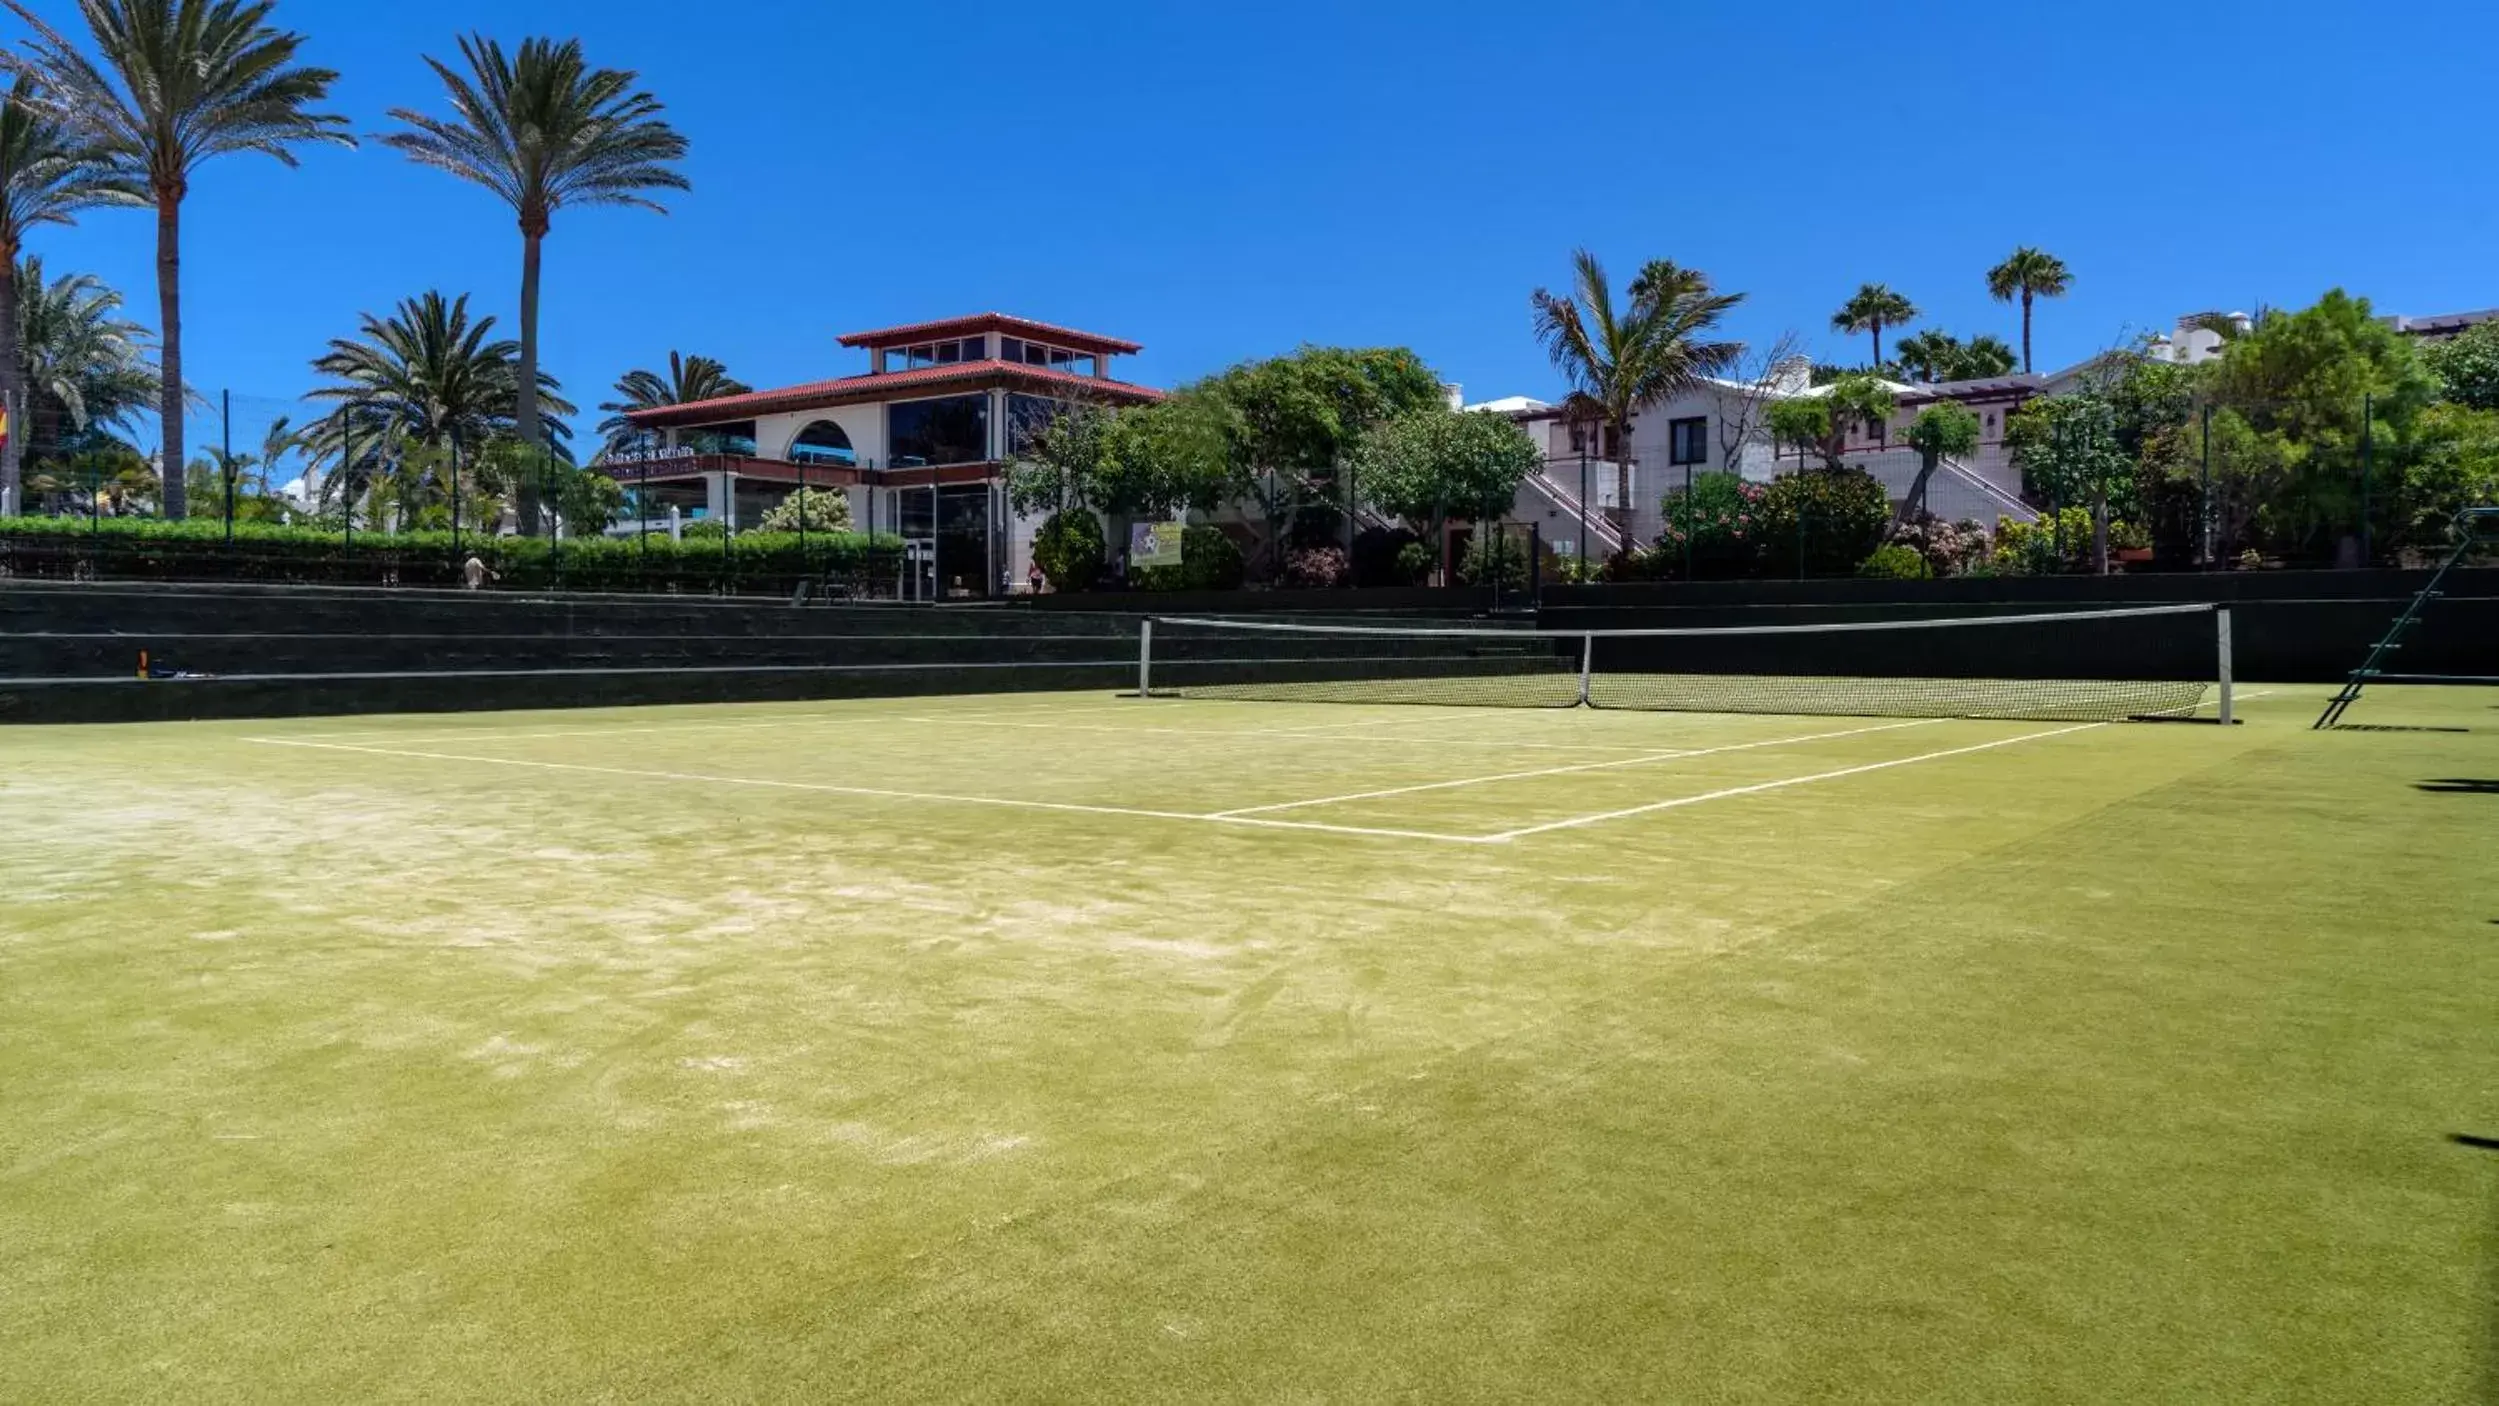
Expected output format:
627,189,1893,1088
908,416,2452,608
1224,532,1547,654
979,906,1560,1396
2021,290,2034,374
156,195,185,518
0,247,20,516
514,225,543,534
1611,414,1632,534
1872,321,1884,370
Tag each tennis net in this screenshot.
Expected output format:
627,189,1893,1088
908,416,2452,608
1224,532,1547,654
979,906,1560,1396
1140,604,2235,723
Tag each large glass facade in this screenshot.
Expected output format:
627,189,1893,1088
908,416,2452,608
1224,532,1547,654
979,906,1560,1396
888,394,992,466
1006,394,1068,456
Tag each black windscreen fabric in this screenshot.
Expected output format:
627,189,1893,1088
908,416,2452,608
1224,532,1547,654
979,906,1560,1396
1147,607,2217,722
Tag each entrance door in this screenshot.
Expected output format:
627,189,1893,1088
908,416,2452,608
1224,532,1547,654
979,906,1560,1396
936,484,995,599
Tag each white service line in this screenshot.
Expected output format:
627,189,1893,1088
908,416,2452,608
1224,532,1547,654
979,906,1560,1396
1208,717,1941,817
1483,722,2104,841
887,714,1661,754
238,736,1499,845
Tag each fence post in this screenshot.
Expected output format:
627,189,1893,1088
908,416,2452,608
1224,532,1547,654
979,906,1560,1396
221,388,235,549
2216,605,2235,725
2359,391,2373,566
1683,459,1695,582
1576,450,1589,577
1137,617,1153,698
2200,403,2213,570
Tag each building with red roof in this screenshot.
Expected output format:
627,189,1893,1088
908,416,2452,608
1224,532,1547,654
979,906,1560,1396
611,314,1161,598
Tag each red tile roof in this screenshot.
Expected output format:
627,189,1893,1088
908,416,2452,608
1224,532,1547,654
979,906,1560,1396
835,312,1143,355
624,359,1164,428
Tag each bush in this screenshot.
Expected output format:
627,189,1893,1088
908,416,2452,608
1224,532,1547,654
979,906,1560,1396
0,513,903,593
1654,472,1770,578
1130,524,1245,592
1032,510,1107,591
1989,508,2145,574
1855,543,1928,579
1757,468,1889,577
758,486,853,533
1888,513,1991,577
1393,539,1435,586
1454,532,1530,589
1278,545,1349,589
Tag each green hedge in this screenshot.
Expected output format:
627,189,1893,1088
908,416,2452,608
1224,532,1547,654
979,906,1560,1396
0,515,905,594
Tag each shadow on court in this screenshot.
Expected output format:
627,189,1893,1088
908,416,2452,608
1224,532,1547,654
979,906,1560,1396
2415,779,2499,795
2459,1135,2499,1403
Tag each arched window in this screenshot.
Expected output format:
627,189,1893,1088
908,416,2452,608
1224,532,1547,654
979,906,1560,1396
789,420,855,466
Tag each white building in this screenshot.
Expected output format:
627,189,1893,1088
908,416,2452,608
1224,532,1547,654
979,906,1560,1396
618,313,1162,598
1485,359,2044,560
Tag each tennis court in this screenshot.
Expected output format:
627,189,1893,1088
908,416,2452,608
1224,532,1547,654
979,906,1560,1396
4,678,2495,1400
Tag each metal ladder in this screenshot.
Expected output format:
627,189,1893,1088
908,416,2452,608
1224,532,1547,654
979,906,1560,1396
2314,506,2499,728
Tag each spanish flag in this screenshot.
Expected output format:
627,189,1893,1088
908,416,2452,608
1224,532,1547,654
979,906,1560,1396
0,403,11,453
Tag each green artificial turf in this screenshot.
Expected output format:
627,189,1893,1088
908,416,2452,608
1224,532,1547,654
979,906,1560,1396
2,685,2494,1401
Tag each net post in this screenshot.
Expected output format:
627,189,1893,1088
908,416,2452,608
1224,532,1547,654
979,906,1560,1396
2215,605,2234,726
1137,617,1154,699
1577,632,1593,708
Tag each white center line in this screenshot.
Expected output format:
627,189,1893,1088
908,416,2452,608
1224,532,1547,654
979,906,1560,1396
1484,722,2105,841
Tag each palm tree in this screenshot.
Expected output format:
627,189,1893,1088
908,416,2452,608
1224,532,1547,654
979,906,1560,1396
380,34,689,532
1985,246,2073,373
0,76,140,511
1531,249,1743,529
304,290,573,523
16,256,158,467
595,351,745,459
1892,329,1961,385
1959,334,2018,379
2,0,349,518
1831,283,1918,368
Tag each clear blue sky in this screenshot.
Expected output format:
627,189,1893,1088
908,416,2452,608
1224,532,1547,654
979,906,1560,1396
28,0,2499,450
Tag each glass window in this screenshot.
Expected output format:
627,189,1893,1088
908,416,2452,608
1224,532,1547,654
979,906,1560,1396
935,340,962,364
1000,337,1025,364
685,420,758,457
1006,394,1068,456
789,420,855,466
1668,416,1708,466
888,394,993,466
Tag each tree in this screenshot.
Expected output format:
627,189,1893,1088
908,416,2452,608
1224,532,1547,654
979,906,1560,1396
304,290,574,526
1353,407,1542,528
1532,248,1744,528
1892,329,1960,385
1710,335,1804,478
1194,345,1445,568
382,34,688,531
2202,289,2439,561
1899,401,1981,527
1831,283,1917,367
2006,393,2126,571
595,351,745,459
3,0,349,518
1766,373,1896,473
1899,330,2022,383
14,256,157,473
1985,246,2072,374
0,75,140,511
2425,322,2499,412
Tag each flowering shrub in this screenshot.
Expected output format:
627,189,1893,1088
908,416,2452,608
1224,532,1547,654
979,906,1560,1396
1654,473,1768,579
1279,545,1350,588
1888,513,1992,577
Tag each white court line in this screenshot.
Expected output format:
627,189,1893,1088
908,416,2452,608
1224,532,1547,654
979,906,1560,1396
268,697,1148,745
1210,718,1942,817
1484,723,2105,841
238,737,1499,845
